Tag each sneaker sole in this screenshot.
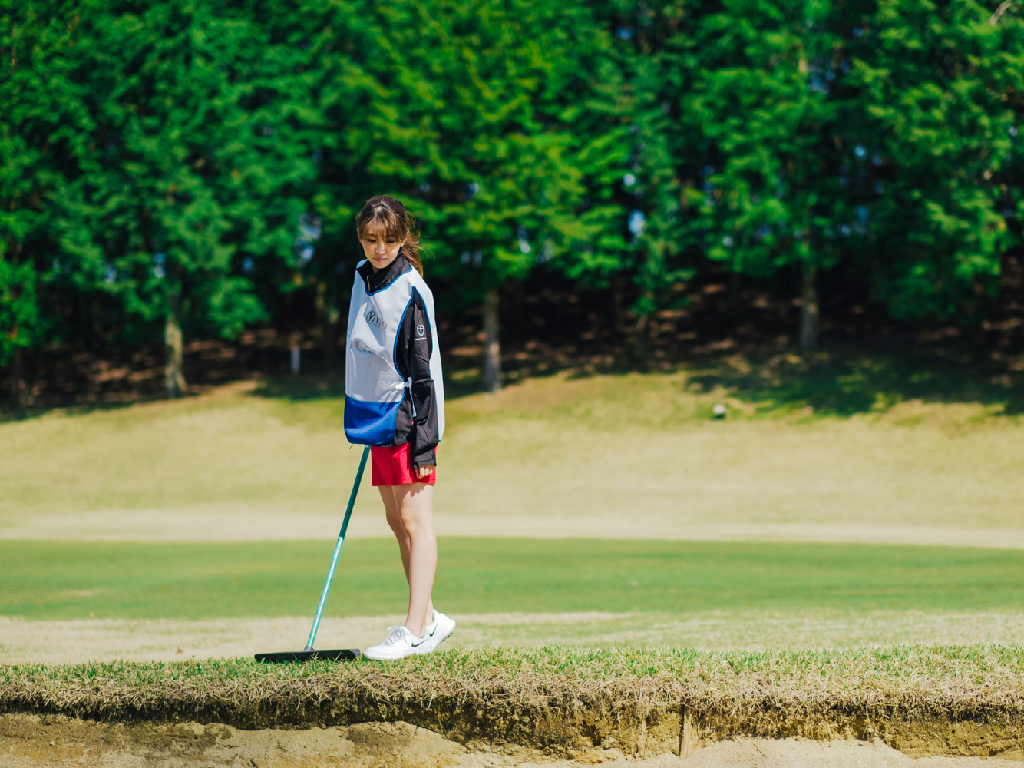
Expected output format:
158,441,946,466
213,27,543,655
364,648,418,661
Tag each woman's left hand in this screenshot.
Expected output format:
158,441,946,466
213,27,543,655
415,464,435,480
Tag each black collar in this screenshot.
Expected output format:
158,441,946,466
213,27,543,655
358,251,411,294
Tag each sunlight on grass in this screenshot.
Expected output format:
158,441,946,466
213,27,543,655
3,538,1023,621
0,373,1023,543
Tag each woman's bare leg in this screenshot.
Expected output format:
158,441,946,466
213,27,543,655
379,486,411,582
379,484,436,636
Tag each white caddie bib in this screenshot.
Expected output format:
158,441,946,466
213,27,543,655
344,261,444,445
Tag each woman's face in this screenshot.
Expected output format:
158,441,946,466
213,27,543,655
360,230,402,272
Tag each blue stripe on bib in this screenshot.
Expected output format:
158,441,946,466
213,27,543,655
344,396,402,445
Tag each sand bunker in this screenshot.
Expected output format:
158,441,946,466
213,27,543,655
0,715,1008,768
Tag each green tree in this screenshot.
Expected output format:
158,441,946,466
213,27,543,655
52,1,314,396
0,257,38,405
669,0,842,349
586,1,704,353
267,0,384,374
843,0,1022,320
0,0,92,405
336,0,621,389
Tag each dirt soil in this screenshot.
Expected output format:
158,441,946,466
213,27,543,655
0,715,1013,768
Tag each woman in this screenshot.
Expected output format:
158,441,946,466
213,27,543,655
344,195,455,660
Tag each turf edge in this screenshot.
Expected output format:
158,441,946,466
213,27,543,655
2,646,1023,759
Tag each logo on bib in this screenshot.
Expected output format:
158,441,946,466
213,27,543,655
416,324,426,339
365,310,387,331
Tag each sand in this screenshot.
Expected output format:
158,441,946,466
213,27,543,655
0,716,1015,768
0,715,1013,768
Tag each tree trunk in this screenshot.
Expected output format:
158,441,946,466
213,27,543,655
869,256,883,303
10,347,23,409
728,270,741,316
315,281,338,375
482,288,501,392
632,312,650,358
165,299,186,398
324,305,339,375
631,287,654,359
612,274,629,334
800,262,818,350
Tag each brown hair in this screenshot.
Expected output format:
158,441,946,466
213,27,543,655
355,195,424,276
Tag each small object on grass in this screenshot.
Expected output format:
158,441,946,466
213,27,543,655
712,403,727,419
255,446,369,665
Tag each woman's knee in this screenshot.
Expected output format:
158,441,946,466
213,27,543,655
386,508,406,536
393,484,433,535
398,505,434,539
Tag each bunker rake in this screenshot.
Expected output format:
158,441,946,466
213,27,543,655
255,445,370,663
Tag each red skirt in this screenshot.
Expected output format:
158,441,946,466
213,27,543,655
371,443,437,486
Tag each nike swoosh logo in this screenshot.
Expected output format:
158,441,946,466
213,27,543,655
411,627,437,647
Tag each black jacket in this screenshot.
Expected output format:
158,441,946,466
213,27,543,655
356,254,439,468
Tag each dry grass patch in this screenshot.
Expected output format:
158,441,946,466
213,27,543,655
4,375,1024,545
2,646,1023,758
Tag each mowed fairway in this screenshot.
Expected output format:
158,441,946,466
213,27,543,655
6,538,1024,619
3,537,1024,663
2,372,1024,662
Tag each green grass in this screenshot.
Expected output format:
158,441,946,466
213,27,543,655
7,644,1023,690
2,374,1024,544
3,538,1023,621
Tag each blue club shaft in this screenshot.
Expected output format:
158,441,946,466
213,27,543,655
305,445,370,652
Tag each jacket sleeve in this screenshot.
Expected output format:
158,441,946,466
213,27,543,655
398,289,439,469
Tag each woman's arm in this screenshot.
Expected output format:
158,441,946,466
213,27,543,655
398,288,439,471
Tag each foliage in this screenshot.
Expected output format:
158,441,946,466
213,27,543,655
328,0,625,307
2,0,1022,375
50,1,311,344
0,0,87,360
843,0,1024,319
0,255,38,365
678,0,841,283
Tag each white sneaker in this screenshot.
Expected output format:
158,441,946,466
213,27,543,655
417,610,456,654
363,626,428,660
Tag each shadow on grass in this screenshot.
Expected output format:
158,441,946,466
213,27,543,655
248,375,347,402
0,395,161,426
6,339,1023,423
686,341,1024,417
245,338,1024,422
246,365,500,403
247,375,493,404
0,372,493,423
